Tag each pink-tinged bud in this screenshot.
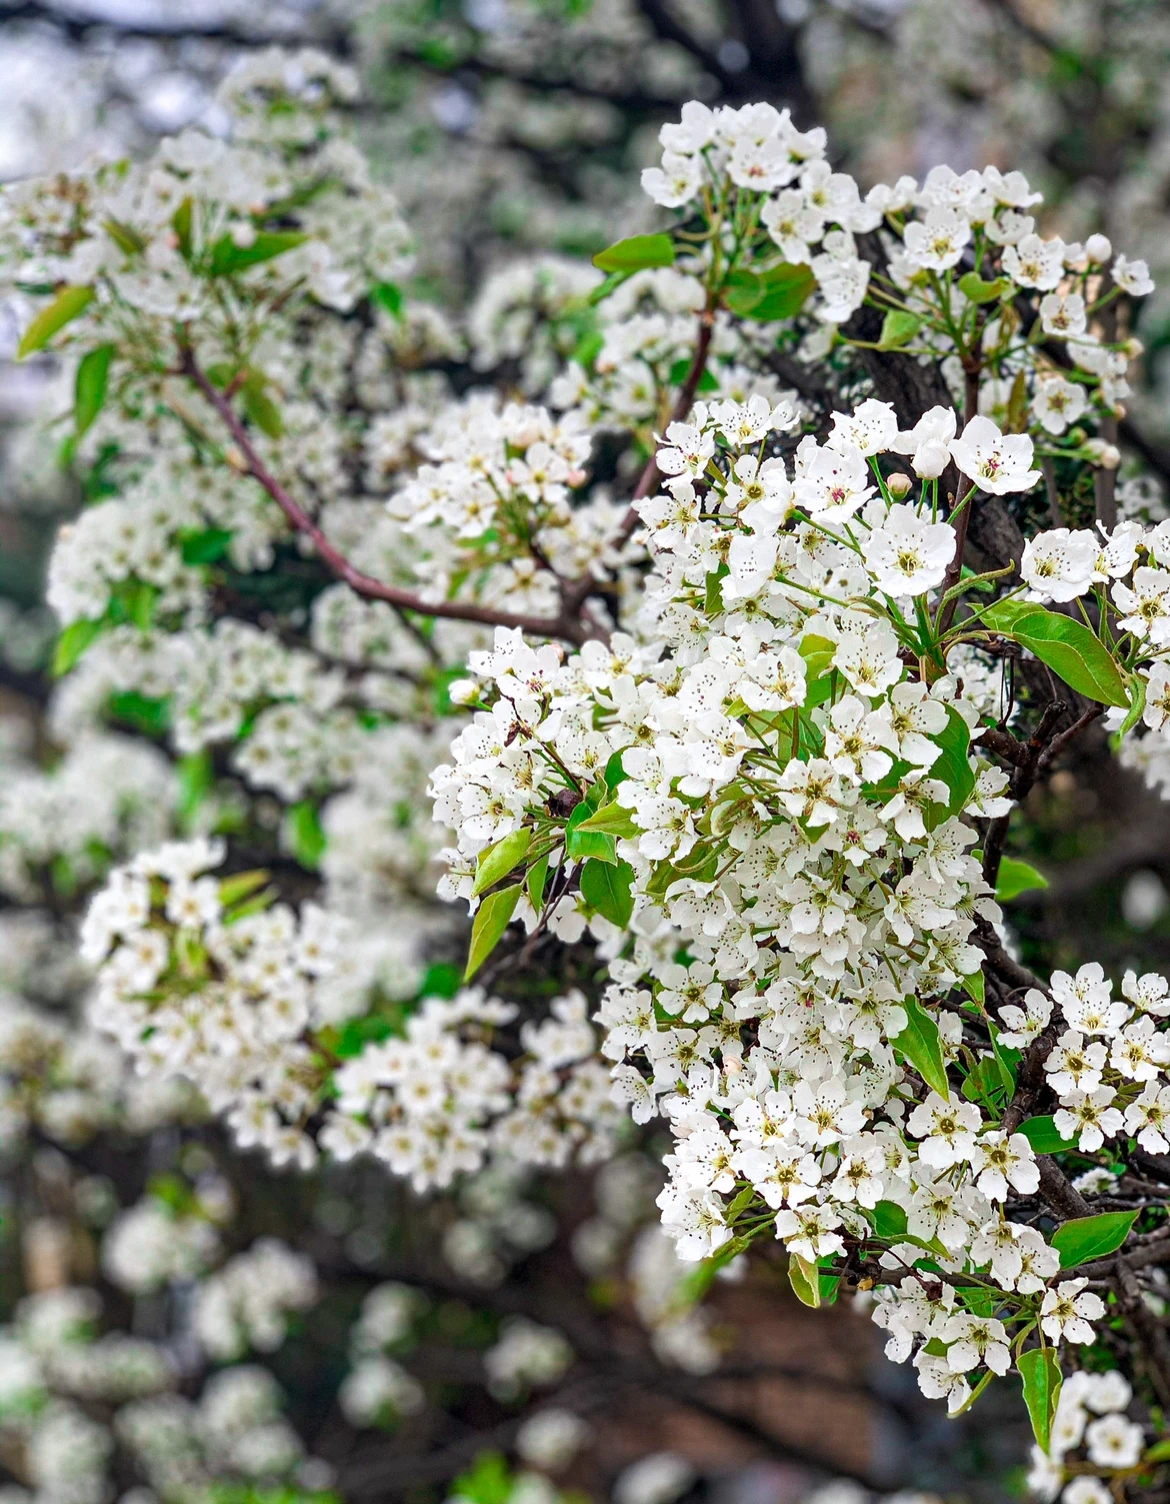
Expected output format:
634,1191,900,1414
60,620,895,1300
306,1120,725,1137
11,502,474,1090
886,472,913,500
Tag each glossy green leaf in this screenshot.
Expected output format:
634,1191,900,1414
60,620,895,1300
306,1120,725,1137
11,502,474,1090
892,995,950,1099
52,617,105,677
1051,1210,1138,1269
1143,1438,1170,1464
180,527,233,565
565,801,618,863
571,801,641,839
929,705,976,816
526,853,549,913
286,800,326,870
371,281,403,317
787,1253,821,1308
241,372,283,437
472,828,532,896
982,601,1128,707
1017,1115,1068,1154
1117,672,1146,742
996,856,1048,902
961,970,985,1006
958,272,1012,304
580,857,634,927
725,262,815,321
75,343,113,435
592,234,675,274
17,285,95,358
464,883,522,980
1019,1346,1063,1455
210,230,308,276
869,1200,908,1240
877,310,922,349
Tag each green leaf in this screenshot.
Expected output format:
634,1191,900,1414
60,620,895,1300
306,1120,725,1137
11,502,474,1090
869,1200,908,1240
104,218,146,255
218,869,270,908
958,272,1012,304
892,995,950,1098
241,373,283,437
1143,1439,1170,1464
929,705,976,816
588,270,634,305
571,801,640,839
177,750,213,832
565,801,617,863
286,800,326,870
1116,672,1147,743
592,234,675,274
580,857,634,927
1019,1346,1063,1455
52,617,104,677
667,356,719,392
963,1055,1007,1111
451,1452,513,1504
877,309,922,349
1017,1115,1068,1154
75,344,113,435
210,230,308,276
1051,1210,1138,1269
981,601,1128,707
472,828,532,896
787,1253,821,1308
371,282,403,318
725,262,816,321
526,853,549,913
961,970,985,1006
603,751,628,790
464,883,522,980
17,285,95,357
989,1025,1021,1097
996,856,1049,902
180,527,234,565
172,197,194,258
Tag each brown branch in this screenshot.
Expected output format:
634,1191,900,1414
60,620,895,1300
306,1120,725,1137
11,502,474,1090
181,352,599,647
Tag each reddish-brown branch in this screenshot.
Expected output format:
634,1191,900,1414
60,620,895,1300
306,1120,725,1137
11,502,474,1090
181,351,599,647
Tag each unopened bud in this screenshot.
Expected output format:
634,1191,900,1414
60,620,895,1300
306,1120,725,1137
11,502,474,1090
449,678,479,705
231,222,258,249
1125,338,1144,359
886,471,913,500
1085,233,1112,265
225,444,249,472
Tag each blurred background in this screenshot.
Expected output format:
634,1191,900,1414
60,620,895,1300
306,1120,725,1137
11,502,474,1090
2,4,1170,1504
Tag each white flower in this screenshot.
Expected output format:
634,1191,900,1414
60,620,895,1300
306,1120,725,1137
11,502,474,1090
861,505,956,596
1032,377,1088,436
1039,293,1088,338
1003,233,1066,291
1085,1412,1144,1468
891,406,958,480
1112,254,1154,297
949,416,1040,495
903,207,971,271
641,153,702,209
1040,1280,1106,1344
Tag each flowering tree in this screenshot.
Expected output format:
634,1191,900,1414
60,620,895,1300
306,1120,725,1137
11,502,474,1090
4,42,1170,1504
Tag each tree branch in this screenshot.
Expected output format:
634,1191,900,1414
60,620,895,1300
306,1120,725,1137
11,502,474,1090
181,352,599,647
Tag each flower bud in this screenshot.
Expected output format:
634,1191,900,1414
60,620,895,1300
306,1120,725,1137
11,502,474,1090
1085,233,1112,265
886,471,913,500
448,678,479,705
231,222,258,249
